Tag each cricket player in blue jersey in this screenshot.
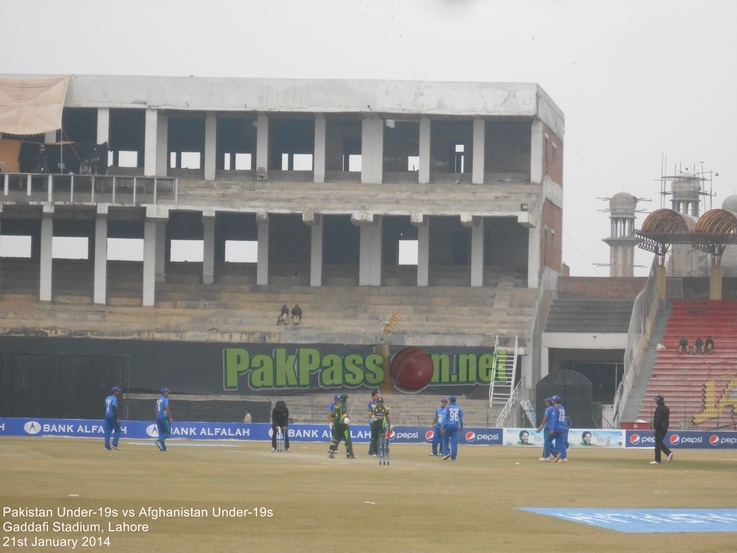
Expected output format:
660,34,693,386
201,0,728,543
537,397,559,461
104,386,121,450
551,396,568,463
430,397,448,456
155,388,173,452
441,395,463,461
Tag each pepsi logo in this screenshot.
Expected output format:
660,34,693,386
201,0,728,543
465,431,476,442
629,434,641,445
669,434,680,445
709,435,720,446
424,430,434,441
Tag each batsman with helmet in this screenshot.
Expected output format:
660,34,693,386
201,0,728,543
327,394,356,459
369,396,392,461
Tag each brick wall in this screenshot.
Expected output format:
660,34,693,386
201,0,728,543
543,124,563,185
557,276,648,300
541,199,562,272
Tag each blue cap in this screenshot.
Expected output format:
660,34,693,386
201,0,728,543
334,394,341,400
441,397,448,403
110,386,120,393
161,388,171,394
449,395,456,403
544,397,552,403
552,395,561,402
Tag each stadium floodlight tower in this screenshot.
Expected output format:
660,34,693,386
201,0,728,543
602,192,641,277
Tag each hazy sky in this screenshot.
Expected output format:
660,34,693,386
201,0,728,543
2,0,736,276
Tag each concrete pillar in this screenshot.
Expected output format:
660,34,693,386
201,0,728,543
256,115,269,172
361,118,383,184
145,109,168,177
527,224,541,289
143,220,157,306
471,217,485,287
144,109,158,177
358,217,382,286
39,212,53,302
419,118,431,184
202,213,216,285
415,216,430,287
96,108,110,144
314,115,326,183
310,219,323,287
156,112,168,176
709,263,723,300
472,119,485,184
539,347,549,380
655,264,666,300
93,212,108,305
530,120,544,185
155,221,166,283
204,113,217,182
257,212,269,285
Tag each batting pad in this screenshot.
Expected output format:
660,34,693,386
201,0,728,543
518,508,737,533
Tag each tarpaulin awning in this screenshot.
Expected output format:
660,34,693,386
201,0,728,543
0,76,70,135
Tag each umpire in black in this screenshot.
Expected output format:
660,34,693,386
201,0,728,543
651,394,673,465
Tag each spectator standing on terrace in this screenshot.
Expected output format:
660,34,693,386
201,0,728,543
35,145,49,173
271,400,291,452
694,337,704,354
705,336,715,355
104,386,122,451
430,397,448,456
441,395,463,462
678,337,689,354
651,394,673,465
243,409,252,423
291,304,303,325
277,305,289,325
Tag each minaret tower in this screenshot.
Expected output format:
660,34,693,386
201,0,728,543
602,192,639,277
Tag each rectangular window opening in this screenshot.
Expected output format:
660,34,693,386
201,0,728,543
118,151,138,168
0,235,32,258
398,240,419,266
52,237,88,260
225,240,258,263
170,239,204,262
293,154,313,171
107,238,144,262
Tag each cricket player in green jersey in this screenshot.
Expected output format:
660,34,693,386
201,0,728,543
328,394,356,459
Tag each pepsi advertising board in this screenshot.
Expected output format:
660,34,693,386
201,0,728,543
0,418,501,445
625,430,737,449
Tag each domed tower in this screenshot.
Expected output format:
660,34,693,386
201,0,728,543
602,192,639,277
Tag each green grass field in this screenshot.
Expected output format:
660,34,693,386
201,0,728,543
2,437,737,552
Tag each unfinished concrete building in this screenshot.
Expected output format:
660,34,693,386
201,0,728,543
0,75,564,424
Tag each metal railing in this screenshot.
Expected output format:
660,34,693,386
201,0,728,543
2,172,178,205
